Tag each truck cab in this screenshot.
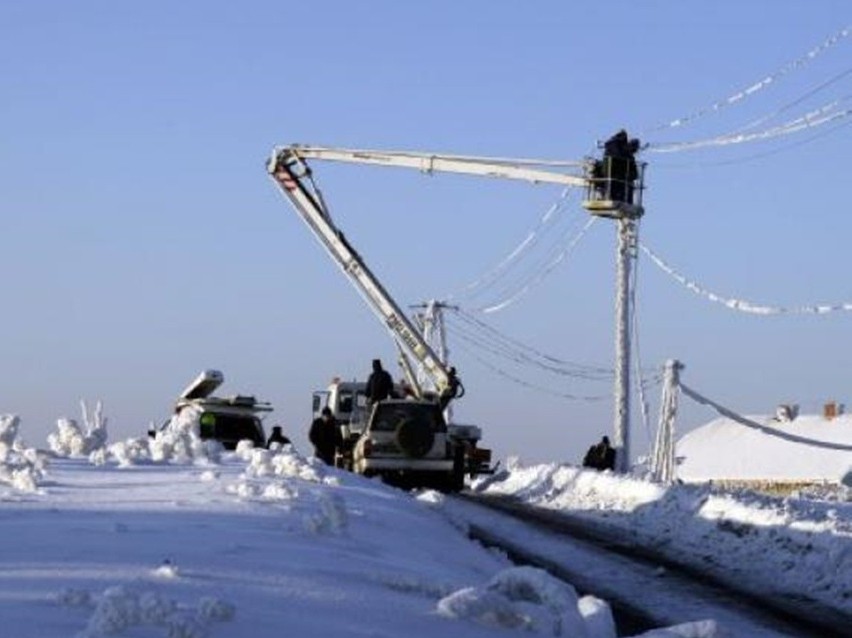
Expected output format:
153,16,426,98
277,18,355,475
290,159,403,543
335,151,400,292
313,379,373,435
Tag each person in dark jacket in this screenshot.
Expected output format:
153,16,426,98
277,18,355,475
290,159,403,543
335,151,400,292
601,129,639,203
582,443,599,469
582,436,616,471
599,435,616,471
267,425,291,449
309,407,340,465
365,358,394,404
438,366,465,412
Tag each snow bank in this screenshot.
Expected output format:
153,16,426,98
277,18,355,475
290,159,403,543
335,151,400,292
438,565,613,636
0,414,47,493
631,621,721,638
477,461,852,618
227,446,349,533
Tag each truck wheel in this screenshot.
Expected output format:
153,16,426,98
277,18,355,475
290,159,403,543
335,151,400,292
394,418,434,458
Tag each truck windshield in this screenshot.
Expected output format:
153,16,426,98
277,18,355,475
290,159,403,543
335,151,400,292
371,404,444,433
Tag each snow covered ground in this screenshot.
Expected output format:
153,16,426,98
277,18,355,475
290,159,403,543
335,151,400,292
473,458,852,627
1,414,728,638
1,410,850,637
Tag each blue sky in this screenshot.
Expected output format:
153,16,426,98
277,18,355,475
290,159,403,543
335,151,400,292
2,1,850,464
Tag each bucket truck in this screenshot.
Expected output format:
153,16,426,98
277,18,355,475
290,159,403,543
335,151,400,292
266,143,644,486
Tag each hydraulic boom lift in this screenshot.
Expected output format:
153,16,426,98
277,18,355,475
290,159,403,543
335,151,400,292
266,142,645,472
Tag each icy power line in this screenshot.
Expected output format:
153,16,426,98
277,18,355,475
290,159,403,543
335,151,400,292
640,242,852,315
644,25,850,133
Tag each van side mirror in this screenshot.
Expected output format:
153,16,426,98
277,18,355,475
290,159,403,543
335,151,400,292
312,394,321,413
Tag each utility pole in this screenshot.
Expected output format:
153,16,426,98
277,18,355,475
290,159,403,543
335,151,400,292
582,131,645,472
651,359,683,483
409,299,458,423
411,300,458,422
612,217,636,472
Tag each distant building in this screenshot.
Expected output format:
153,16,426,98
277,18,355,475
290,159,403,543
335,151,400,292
676,413,852,486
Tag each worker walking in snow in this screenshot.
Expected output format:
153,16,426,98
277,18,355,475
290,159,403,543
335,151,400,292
365,358,394,405
309,407,341,465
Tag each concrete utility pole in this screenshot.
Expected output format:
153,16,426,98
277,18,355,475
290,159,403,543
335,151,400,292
651,359,684,483
612,217,636,472
582,130,645,472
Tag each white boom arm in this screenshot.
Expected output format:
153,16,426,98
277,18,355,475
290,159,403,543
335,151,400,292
271,146,591,189
267,146,453,396
266,145,594,402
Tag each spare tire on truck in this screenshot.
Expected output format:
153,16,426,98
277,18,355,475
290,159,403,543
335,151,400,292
394,417,434,458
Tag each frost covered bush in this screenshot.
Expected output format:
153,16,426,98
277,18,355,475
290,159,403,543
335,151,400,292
0,414,48,493
47,400,108,458
243,446,321,483
197,597,236,622
58,584,235,638
229,447,320,504
147,404,219,464
102,405,223,467
234,439,257,461
437,566,614,637
0,414,21,461
46,399,218,467
107,437,153,467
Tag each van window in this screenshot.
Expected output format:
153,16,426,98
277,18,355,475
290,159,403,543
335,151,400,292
339,392,353,413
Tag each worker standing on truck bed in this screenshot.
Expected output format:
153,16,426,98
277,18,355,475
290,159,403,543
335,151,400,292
365,359,394,404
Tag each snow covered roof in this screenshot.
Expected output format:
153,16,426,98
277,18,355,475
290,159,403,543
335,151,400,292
676,412,852,483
